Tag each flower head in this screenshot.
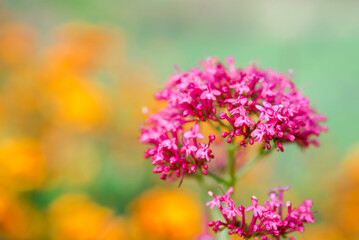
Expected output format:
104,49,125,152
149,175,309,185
140,57,327,180
207,186,315,239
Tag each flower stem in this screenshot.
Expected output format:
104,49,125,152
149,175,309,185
227,143,236,189
235,149,270,180
206,171,230,186
194,174,209,192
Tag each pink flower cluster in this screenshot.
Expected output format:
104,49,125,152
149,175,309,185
207,186,314,240
140,57,327,180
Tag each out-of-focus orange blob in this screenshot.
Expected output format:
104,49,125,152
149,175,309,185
39,23,115,131
45,74,108,130
0,189,45,239
96,217,129,240
342,143,359,184
43,23,115,74
0,138,47,191
331,143,359,238
48,194,128,240
128,188,202,240
0,69,45,132
302,225,341,240
0,22,36,67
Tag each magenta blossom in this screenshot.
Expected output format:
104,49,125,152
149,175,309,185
140,57,327,180
207,186,315,240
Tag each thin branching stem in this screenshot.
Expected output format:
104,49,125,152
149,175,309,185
206,171,230,186
235,149,271,180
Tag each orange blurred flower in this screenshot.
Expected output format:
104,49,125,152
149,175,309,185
342,143,359,184
49,194,128,240
0,138,47,191
44,74,109,131
302,225,341,240
43,23,116,74
0,188,45,239
40,23,117,131
331,143,359,238
128,188,202,240
0,22,36,67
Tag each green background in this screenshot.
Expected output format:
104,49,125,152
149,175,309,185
2,0,358,228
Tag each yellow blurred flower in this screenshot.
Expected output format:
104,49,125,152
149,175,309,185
44,74,109,130
96,217,129,240
128,187,202,240
0,138,47,191
49,193,128,240
39,23,118,131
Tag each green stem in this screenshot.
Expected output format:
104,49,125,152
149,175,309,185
227,143,236,189
235,149,270,180
215,118,231,130
207,120,223,136
206,171,230,186
194,174,209,193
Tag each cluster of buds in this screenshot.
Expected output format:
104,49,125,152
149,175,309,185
140,57,327,180
207,186,315,240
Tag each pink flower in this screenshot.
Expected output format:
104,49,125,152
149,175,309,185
200,85,221,101
245,196,267,217
261,81,276,97
180,139,197,157
140,57,327,181
196,143,212,162
207,186,316,240
229,105,246,116
223,186,234,201
230,81,250,95
225,96,248,106
139,128,162,143
234,115,255,128
162,138,178,151
195,234,213,240
298,200,315,223
206,193,221,209
268,192,282,208
256,102,286,122
152,145,164,165
184,122,204,139
222,202,242,218
250,123,266,143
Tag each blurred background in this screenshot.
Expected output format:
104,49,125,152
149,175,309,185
0,0,358,239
